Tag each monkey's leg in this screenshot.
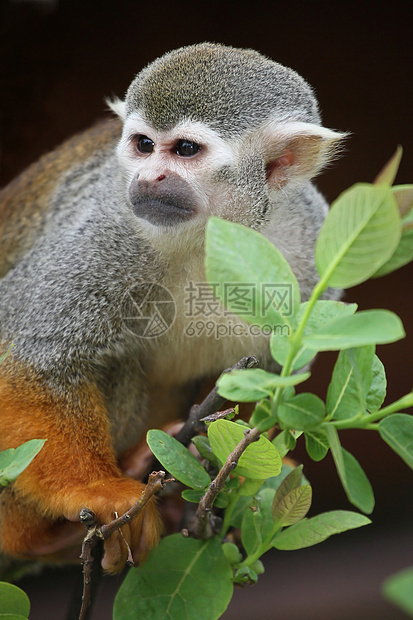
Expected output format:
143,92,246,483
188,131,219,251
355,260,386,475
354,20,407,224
0,374,162,573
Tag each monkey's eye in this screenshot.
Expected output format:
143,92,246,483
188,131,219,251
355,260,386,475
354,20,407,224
134,135,155,154
174,140,201,157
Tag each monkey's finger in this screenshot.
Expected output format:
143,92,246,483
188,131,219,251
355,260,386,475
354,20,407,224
102,526,131,573
130,499,162,564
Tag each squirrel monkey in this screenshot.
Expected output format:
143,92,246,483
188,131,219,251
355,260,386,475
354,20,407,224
0,43,344,573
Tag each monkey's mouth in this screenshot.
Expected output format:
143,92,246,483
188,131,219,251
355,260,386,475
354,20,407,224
130,198,196,227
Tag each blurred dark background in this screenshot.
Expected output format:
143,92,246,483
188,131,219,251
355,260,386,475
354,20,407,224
1,0,412,618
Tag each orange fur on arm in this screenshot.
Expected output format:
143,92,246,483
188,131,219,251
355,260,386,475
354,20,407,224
0,371,161,573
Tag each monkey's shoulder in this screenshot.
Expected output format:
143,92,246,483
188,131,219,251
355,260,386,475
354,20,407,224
0,118,122,276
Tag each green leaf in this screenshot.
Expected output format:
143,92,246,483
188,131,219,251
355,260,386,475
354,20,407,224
271,466,311,526
326,346,375,420
181,489,204,504
305,429,330,461
379,414,413,469
374,227,413,277
267,469,314,524
251,560,265,575
239,478,265,497
374,196,413,276
225,477,241,491
208,420,282,479
181,489,229,509
299,301,359,333
113,535,233,620
315,183,401,288
0,439,46,487
325,422,345,468
255,416,278,433
272,485,312,526
241,508,262,555
366,355,387,413
392,184,413,217
272,430,297,458
257,488,278,541
216,368,310,402
373,146,403,186
271,301,358,369
383,566,413,616
191,436,218,466
326,426,375,514
229,496,254,529
233,566,258,585
272,465,303,503
249,399,272,428
205,217,300,327
278,393,325,430
232,467,305,532
303,310,405,351
272,510,371,550
261,463,300,493
221,543,242,566
340,448,375,514
0,582,30,618
235,419,250,429
146,430,211,490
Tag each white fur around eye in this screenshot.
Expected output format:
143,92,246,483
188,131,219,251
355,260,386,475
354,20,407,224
117,113,237,170
167,120,236,167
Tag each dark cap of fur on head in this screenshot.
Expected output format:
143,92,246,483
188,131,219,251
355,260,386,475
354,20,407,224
125,43,321,137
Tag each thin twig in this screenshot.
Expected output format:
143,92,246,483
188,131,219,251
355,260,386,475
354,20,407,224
188,427,261,539
78,509,98,620
116,512,134,566
101,471,168,539
200,407,236,424
77,471,171,620
175,356,259,446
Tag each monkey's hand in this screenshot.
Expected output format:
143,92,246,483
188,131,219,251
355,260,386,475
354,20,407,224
0,478,161,574
0,377,162,574
62,477,162,572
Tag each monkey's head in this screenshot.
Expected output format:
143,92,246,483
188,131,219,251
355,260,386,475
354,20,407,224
110,43,344,240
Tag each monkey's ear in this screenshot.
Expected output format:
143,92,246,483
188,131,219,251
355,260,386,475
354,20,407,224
264,122,348,189
106,97,127,121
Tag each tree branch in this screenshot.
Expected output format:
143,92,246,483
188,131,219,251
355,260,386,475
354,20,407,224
101,471,168,539
175,355,259,446
77,471,171,620
78,510,98,620
187,427,261,539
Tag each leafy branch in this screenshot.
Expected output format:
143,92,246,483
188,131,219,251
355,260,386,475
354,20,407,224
3,153,412,618
174,355,259,447
188,426,261,540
